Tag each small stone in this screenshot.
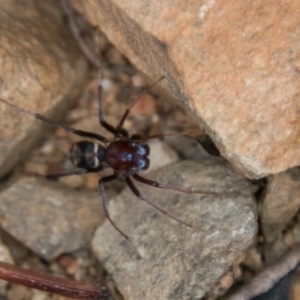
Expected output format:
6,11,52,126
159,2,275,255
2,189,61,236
40,141,56,155
59,174,85,189
167,135,210,160
232,254,245,278
264,239,289,264
24,162,48,177
101,78,114,92
58,254,80,275
131,93,156,116
283,231,295,247
131,74,146,88
143,139,179,173
0,231,29,262
219,273,235,291
85,173,101,190
7,284,32,300
243,247,262,272
260,168,300,242
0,175,104,260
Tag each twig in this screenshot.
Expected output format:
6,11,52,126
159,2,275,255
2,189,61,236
0,261,114,300
226,244,300,300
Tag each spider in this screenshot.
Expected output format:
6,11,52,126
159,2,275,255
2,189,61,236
0,67,219,257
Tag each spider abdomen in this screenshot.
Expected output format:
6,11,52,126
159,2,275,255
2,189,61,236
69,141,106,169
106,140,150,172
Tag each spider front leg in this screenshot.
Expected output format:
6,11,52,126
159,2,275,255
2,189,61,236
132,173,220,196
97,68,128,138
46,169,88,180
0,98,109,144
131,132,196,141
116,76,165,132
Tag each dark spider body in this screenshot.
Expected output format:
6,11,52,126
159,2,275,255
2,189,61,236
0,72,220,258
106,140,150,172
70,139,150,173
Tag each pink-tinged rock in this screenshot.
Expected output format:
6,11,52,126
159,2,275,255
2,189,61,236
74,0,300,178
0,0,88,178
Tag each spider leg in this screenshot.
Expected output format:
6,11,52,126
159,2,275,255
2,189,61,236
59,0,126,140
59,0,99,68
97,69,128,138
0,98,108,144
98,174,141,259
116,76,165,131
131,131,195,141
46,169,88,180
46,165,106,180
125,176,202,231
132,173,220,196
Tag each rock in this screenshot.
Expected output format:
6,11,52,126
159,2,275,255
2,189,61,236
227,244,300,300
72,1,300,179
0,0,89,178
263,239,289,265
7,284,32,300
260,167,300,243
144,139,179,173
167,135,211,160
130,93,156,116
242,247,263,272
58,174,85,189
92,159,257,300
0,175,104,260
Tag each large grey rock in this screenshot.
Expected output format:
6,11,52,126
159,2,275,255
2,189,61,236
92,159,257,299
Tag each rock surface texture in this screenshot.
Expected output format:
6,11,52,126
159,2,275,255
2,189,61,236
0,175,103,260
0,0,88,178
74,0,300,179
93,159,257,300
